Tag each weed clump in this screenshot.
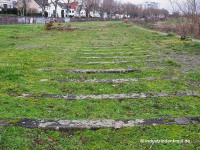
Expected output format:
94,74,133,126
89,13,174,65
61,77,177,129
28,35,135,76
45,21,54,30
167,33,175,37
44,21,75,31
166,60,181,67
8,119,20,124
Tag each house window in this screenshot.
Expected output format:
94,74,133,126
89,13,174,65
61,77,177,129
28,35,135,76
3,4,7,9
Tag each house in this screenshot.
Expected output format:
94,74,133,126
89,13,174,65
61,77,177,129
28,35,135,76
67,2,78,17
16,0,41,15
45,1,67,17
74,3,86,17
16,0,50,15
15,0,75,17
0,0,14,11
89,11,100,18
12,1,17,8
45,1,84,18
14,0,105,18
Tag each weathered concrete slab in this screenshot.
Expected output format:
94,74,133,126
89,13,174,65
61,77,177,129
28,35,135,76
58,51,143,54
65,69,140,73
79,47,142,51
40,79,49,82
1,117,199,130
188,80,200,88
0,120,9,126
175,118,191,125
37,67,164,72
71,60,159,65
189,117,200,124
18,91,199,100
77,56,150,59
56,77,178,83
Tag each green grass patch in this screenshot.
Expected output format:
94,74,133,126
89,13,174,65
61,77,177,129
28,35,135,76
0,125,199,149
188,72,200,82
166,60,181,67
166,32,176,37
0,96,199,120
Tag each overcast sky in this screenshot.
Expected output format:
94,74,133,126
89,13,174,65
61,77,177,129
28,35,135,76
120,0,171,10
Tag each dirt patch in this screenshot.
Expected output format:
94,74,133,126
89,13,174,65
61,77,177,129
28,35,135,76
45,21,76,31
154,50,200,73
96,24,106,27
155,21,176,30
172,53,200,72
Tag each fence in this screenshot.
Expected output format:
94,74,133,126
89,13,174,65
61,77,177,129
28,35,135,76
0,16,121,25
0,16,70,25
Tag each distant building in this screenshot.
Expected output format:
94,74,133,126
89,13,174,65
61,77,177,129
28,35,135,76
16,0,42,14
45,1,64,17
66,2,79,17
0,0,14,11
138,1,159,9
12,1,17,8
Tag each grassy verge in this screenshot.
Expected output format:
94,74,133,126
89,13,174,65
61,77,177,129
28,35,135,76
0,125,199,150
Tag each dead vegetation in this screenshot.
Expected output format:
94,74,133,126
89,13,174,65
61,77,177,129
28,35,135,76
44,21,75,31
154,20,200,38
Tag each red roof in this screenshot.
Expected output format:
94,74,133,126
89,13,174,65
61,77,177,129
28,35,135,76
64,2,78,9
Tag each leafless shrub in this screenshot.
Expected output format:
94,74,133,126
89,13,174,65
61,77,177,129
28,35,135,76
169,0,200,37
44,21,54,30
44,21,75,31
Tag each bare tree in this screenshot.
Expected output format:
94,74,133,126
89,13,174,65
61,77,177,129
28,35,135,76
112,1,123,18
51,0,60,17
160,9,169,18
99,1,105,18
123,3,141,18
169,0,200,37
169,0,200,23
27,8,37,16
16,0,27,16
65,0,71,17
35,0,48,17
41,0,47,16
92,0,100,18
22,0,27,16
103,0,114,18
77,0,84,17
169,0,178,12
83,0,94,17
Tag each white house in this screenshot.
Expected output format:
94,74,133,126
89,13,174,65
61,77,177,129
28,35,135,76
67,2,79,17
45,1,80,18
45,1,64,17
45,1,106,18
89,11,100,18
0,0,14,11
15,0,110,18
75,9,86,17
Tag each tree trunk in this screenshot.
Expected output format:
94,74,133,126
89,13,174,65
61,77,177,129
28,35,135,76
55,5,57,17
42,8,45,17
86,10,89,18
